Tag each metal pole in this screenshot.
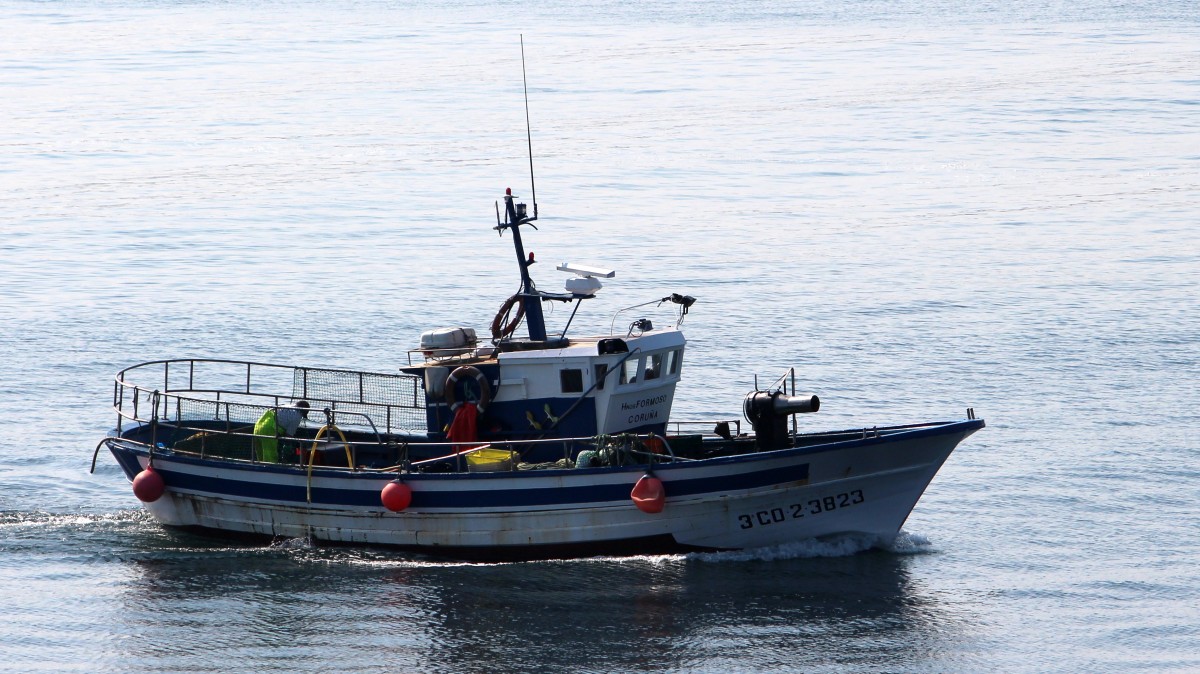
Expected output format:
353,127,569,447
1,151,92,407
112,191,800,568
791,367,797,441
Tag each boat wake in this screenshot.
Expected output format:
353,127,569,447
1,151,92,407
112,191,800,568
0,508,151,530
687,530,936,563
269,535,316,551
881,530,935,554
267,530,939,569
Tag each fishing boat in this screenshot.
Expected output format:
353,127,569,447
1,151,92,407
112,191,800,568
96,181,983,561
97,49,982,559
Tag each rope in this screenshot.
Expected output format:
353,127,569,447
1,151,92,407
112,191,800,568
307,424,352,503
90,438,112,474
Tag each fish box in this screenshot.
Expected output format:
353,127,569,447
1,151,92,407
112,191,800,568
467,448,517,472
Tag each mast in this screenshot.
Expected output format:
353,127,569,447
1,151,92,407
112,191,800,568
502,189,548,341
496,35,548,342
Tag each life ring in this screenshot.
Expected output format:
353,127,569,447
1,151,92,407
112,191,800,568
444,365,491,413
490,294,525,341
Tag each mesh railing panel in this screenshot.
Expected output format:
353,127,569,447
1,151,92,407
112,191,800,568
291,368,420,405
292,368,426,434
117,360,428,435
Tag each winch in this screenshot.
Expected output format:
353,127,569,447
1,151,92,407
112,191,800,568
743,390,820,450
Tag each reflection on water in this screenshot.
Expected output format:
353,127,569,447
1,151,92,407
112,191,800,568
96,527,967,672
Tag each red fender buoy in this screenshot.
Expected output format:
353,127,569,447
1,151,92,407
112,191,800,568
381,480,413,512
631,474,665,514
132,464,165,503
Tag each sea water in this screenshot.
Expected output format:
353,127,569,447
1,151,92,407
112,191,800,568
1,1,1198,671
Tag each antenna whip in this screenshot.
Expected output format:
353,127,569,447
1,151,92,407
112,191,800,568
521,34,537,219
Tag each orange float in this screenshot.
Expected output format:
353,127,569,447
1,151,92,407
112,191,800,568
381,480,413,512
132,464,165,503
630,473,665,513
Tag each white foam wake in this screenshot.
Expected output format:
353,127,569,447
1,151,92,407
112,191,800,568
687,530,935,563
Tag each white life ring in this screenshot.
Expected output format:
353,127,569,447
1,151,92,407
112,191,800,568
444,365,491,413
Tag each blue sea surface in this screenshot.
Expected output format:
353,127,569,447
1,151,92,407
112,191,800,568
1,1,1198,671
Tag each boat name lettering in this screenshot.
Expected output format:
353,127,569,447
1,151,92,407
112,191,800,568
627,410,660,424
620,395,668,412
736,490,865,530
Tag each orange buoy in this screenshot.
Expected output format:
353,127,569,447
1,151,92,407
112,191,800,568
381,480,413,512
132,464,165,503
631,474,665,514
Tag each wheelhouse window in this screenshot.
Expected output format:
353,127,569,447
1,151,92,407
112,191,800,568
667,349,682,376
560,369,583,393
620,357,641,385
645,353,663,380
593,364,608,391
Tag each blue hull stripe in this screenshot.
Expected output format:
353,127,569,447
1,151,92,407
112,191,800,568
121,455,809,509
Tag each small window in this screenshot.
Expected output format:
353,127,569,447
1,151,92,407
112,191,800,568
560,369,583,393
621,357,641,385
645,353,663,380
594,364,608,391
667,349,682,375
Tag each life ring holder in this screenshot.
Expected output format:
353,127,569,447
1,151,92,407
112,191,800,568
491,294,525,341
444,365,492,414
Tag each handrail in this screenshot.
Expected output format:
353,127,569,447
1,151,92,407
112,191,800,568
317,409,384,446
113,358,427,438
116,357,401,384
405,346,497,366
110,428,702,470
116,420,954,457
112,424,727,454
667,419,742,437
105,419,967,475
116,358,423,406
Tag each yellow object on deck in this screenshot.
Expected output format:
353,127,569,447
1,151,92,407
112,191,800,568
466,448,518,472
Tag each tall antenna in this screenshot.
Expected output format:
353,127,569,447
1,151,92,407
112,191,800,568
520,34,537,219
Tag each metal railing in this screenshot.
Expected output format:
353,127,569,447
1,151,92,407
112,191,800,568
109,359,702,471
113,358,427,444
666,419,742,436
